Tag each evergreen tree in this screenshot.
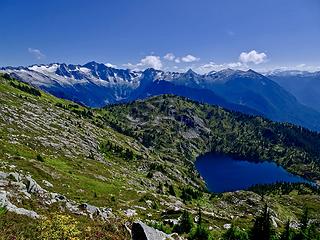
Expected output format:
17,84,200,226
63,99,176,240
168,184,176,196
173,210,193,234
292,206,320,240
250,205,276,240
188,206,213,240
197,206,202,225
280,220,293,240
300,207,309,231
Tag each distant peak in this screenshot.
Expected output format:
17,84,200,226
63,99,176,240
186,68,195,73
144,67,156,72
84,61,99,65
217,68,237,75
83,61,107,69
244,69,264,78
184,69,198,76
142,68,159,77
247,69,258,74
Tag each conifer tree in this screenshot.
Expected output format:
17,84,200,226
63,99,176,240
250,205,275,240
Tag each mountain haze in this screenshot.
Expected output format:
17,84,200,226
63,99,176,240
267,70,320,112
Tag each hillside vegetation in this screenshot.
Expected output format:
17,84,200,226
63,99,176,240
0,74,319,239
101,95,320,181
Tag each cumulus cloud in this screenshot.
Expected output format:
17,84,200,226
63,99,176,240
196,61,244,74
123,55,162,70
228,62,243,68
140,55,162,69
181,54,200,63
239,50,267,64
163,53,200,64
28,48,45,60
164,53,175,61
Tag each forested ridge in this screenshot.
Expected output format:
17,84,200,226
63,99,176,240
99,95,320,181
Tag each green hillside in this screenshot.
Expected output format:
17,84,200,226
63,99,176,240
0,74,319,239
102,94,320,181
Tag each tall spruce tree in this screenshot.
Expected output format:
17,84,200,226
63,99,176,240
251,205,276,240
280,220,292,240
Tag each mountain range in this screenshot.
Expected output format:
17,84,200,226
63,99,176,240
2,62,320,131
267,70,320,112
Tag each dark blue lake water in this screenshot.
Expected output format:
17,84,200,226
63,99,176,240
195,153,309,193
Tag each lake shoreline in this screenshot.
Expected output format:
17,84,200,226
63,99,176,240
195,152,311,193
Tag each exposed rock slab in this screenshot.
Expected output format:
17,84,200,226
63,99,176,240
132,221,181,240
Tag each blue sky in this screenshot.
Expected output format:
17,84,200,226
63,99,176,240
1,0,320,73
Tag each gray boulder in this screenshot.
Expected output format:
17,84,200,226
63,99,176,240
26,176,46,194
132,221,176,240
42,180,53,188
0,190,39,219
79,203,113,220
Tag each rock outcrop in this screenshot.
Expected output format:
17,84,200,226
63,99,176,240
132,221,182,240
0,170,113,220
0,190,39,219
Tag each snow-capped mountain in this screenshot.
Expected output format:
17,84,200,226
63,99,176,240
2,62,144,106
5,62,142,86
2,62,320,131
1,62,184,107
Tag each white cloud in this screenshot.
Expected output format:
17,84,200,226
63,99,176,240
123,55,162,70
239,50,267,64
227,62,243,68
196,61,245,74
140,55,162,69
181,54,200,63
123,63,136,69
162,53,200,64
28,48,45,60
105,63,117,68
164,53,175,61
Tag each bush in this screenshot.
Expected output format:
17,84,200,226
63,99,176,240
3,73,12,80
151,222,172,234
0,207,7,216
37,214,81,240
36,154,45,162
181,187,203,202
10,81,41,97
223,225,249,240
189,225,212,240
